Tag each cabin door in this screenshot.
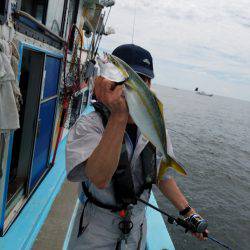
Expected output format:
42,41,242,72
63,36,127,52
3,47,61,233
28,56,61,191
5,49,45,219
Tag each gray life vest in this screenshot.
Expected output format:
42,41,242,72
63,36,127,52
81,102,157,211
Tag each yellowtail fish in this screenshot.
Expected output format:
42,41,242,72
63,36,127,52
96,54,187,177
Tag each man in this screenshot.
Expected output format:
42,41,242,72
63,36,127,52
66,44,206,249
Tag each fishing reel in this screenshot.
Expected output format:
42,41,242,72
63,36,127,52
137,197,231,249
185,213,208,233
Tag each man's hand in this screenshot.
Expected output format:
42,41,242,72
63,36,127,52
85,77,129,188
185,210,208,240
94,76,128,119
158,178,208,241
191,230,208,241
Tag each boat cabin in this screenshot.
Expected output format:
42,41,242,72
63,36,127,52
0,0,110,238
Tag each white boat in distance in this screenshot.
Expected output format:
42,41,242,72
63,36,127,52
194,87,213,97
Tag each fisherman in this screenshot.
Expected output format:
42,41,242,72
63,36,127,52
66,44,207,249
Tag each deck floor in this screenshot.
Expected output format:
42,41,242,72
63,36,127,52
32,180,78,250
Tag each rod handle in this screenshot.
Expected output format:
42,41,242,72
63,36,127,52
176,218,194,231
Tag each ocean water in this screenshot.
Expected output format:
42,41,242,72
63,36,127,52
152,85,250,250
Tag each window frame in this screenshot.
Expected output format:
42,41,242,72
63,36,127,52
19,0,49,25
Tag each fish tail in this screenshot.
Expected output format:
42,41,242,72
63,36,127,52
158,156,187,180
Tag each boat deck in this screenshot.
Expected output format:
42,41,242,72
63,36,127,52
33,180,78,250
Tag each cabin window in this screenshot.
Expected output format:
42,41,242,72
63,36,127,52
21,0,48,24
46,0,68,36
0,0,9,24
67,0,80,50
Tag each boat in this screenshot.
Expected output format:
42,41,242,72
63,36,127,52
194,87,213,97
0,1,175,249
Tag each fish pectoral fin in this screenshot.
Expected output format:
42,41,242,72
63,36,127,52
169,156,187,176
158,156,187,179
151,91,164,116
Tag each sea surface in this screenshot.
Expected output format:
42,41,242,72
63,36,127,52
152,85,250,250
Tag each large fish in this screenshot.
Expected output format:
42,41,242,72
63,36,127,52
96,54,187,177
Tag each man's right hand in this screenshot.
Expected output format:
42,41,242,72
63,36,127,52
94,76,129,119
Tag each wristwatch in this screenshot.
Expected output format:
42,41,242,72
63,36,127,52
179,205,191,216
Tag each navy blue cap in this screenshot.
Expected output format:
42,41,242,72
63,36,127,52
112,44,154,79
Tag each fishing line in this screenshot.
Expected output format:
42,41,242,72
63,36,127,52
131,0,137,44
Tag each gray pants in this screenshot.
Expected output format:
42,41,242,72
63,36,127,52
67,200,147,250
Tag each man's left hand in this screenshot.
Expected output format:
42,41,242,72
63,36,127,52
186,209,208,240
191,229,208,241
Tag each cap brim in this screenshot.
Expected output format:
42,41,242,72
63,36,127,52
130,65,154,79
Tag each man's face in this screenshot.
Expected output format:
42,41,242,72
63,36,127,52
138,73,152,88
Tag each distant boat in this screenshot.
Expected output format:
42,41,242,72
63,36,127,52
194,87,213,97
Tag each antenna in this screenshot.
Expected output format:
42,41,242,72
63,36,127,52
131,0,137,44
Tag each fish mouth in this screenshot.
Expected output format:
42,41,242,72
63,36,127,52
114,77,129,86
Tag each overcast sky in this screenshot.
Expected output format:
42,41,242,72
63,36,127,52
100,0,250,102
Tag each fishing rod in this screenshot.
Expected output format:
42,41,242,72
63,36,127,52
51,23,83,166
93,6,112,58
137,197,232,250
87,8,104,61
83,8,106,82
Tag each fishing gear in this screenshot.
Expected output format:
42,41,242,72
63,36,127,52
116,205,134,250
186,213,208,233
93,6,112,58
51,23,83,166
87,7,104,61
137,197,232,250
